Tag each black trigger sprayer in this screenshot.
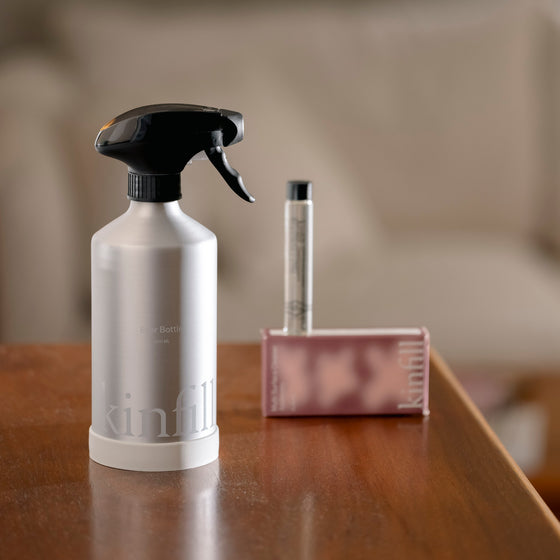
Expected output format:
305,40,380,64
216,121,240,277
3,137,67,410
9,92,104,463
95,103,255,203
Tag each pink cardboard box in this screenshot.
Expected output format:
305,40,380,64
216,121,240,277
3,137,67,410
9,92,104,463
261,327,430,417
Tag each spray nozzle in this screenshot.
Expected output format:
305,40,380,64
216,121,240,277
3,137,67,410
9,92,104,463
95,103,254,203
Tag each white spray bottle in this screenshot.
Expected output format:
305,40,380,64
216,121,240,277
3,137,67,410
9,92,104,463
89,104,254,471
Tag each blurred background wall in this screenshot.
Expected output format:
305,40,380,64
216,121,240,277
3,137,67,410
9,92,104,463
1,0,560,374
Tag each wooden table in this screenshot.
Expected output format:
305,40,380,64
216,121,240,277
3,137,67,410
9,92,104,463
1,344,560,559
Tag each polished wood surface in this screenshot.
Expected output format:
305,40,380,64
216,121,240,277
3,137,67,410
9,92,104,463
1,344,560,559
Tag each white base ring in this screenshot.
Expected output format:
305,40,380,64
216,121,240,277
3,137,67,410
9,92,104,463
89,426,219,471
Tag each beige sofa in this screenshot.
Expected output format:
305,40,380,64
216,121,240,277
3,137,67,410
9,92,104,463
2,0,560,372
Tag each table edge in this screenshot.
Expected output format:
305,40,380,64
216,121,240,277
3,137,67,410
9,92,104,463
431,347,560,536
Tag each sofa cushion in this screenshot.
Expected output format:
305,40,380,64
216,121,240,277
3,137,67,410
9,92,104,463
315,232,560,370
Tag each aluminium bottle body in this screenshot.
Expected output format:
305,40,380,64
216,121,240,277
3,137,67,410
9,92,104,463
89,201,218,471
